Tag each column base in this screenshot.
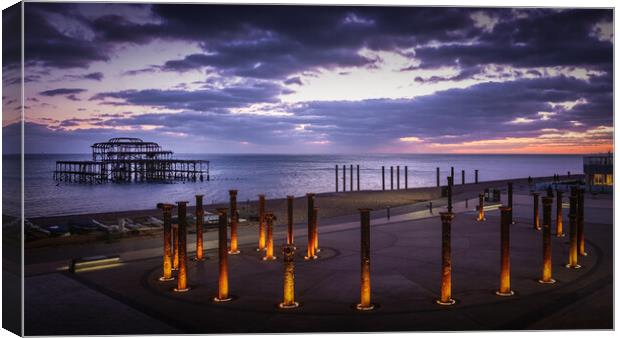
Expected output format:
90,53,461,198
192,257,206,262
256,247,266,252
556,233,566,238
538,278,556,284
565,263,582,269
173,287,190,292
262,256,277,261
496,290,514,297
355,303,375,311
158,276,175,282
476,217,486,222
436,298,456,306
579,252,588,256
228,249,241,255
278,301,300,309
315,248,321,253
172,267,179,271
304,255,318,260
213,296,232,302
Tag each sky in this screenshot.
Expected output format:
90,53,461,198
2,3,614,154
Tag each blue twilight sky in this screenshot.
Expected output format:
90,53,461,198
1,3,614,154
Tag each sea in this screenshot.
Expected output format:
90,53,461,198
4,154,584,218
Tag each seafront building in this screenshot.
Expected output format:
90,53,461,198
583,152,613,192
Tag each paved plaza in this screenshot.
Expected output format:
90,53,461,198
24,182,613,334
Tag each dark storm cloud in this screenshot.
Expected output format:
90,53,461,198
39,88,87,97
83,75,612,149
90,82,288,111
65,72,104,81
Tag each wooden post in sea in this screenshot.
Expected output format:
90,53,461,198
436,167,440,187
450,167,454,183
335,165,339,192
475,169,479,184
390,166,394,190
396,165,400,190
382,166,385,191
350,164,353,192
405,166,408,189
357,165,360,191
461,170,465,185
343,165,346,192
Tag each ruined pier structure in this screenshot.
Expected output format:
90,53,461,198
54,137,209,183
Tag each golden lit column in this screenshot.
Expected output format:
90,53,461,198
263,213,277,261
496,206,514,296
172,223,179,270
555,190,564,237
278,244,299,309
228,190,240,254
174,201,190,292
159,203,175,281
214,208,232,302
565,195,581,269
532,192,540,230
577,188,587,256
477,193,486,221
257,194,266,251
356,208,374,311
313,208,320,253
437,212,456,305
539,197,556,284
194,195,205,261
287,195,295,246
305,193,317,260
507,182,513,224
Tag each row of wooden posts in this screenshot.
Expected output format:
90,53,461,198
156,181,587,310
335,165,480,192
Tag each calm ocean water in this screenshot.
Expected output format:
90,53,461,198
5,154,583,218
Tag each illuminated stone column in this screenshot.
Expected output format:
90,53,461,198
539,197,556,284
397,165,400,190
228,190,240,254
436,167,440,187
174,201,190,292
257,194,266,251
313,208,320,253
565,195,581,269
194,195,205,261
532,192,540,230
382,166,385,191
577,188,587,256
305,193,317,260
437,212,455,305
172,223,179,270
390,166,394,190
214,208,232,302
496,206,514,296
287,195,294,246
356,208,374,311
477,193,486,221
447,176,453,213
278,244,299,309
159,203,175,281
335,165,339,192
263,212,277,261
356,165,360,191
555,190,564,237
507,182,513,224
475,169,479,184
